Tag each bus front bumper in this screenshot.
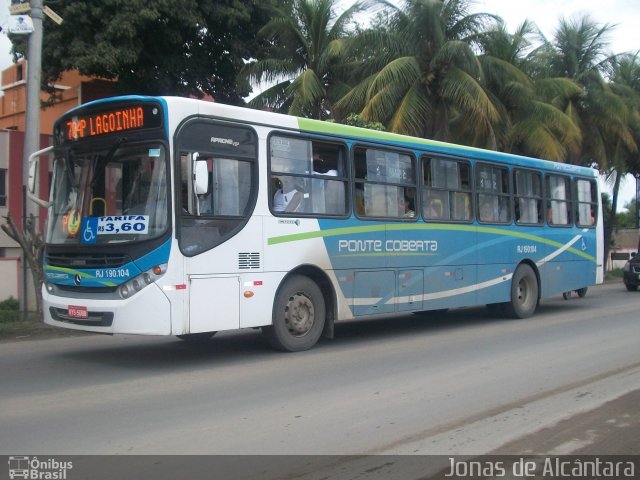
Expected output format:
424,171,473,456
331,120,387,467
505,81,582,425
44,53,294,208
42,283,172,336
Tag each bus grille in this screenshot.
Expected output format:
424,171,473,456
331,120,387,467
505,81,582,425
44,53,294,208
46,252,132,269
238,252,260,269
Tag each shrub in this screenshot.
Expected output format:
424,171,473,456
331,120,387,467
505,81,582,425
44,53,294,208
0,296,19,323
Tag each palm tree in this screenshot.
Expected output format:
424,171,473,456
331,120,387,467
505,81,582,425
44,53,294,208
242,0,367,119
335,0,501,146
536,15,633,168
476,20,583,161
609,52,640,249
538,15,637,261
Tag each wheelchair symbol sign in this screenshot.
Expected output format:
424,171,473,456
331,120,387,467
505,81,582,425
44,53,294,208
81,218,98,244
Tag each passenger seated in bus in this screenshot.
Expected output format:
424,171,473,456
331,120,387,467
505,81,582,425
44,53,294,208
272,177,303,212
402,195,415,217
312,153,338,176
355,186,365,215
480,199,494,222
425,197,443,219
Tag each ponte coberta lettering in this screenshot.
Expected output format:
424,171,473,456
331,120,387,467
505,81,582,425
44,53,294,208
338,239,437,253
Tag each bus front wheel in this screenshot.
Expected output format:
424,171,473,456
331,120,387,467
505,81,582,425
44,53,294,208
264,275,325,352
503,264,538,319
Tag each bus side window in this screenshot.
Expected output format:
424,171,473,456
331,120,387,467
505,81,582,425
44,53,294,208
354,147,416,219
575,178,597,227
269,136,348,216
514,169,542,225
546,174,571,226
422,156,471,222
475,163,510,224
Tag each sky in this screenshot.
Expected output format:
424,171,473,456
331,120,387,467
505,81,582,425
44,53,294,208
0,0,638,209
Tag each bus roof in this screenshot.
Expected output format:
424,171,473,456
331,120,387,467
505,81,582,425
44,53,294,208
68,95,599,178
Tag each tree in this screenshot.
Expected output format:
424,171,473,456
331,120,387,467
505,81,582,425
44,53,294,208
476,20,582,160
335,0,501,145
537,15,637,263
615,197,638,229
243,0,367,119
10,0,282,104
609,52,640,250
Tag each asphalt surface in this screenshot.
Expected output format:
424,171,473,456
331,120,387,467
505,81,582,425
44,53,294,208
1,281,638,479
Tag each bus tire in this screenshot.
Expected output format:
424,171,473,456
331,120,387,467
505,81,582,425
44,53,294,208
176,331,217,342
264,275,325,352
576,287,588,298
503,264,538,319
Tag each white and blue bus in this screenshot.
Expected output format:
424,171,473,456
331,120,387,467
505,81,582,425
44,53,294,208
29,96,604,351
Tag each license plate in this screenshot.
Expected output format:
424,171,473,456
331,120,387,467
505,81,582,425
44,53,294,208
68,305,88,319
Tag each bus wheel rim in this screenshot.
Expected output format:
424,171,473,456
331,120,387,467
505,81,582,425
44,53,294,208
284,292,314,337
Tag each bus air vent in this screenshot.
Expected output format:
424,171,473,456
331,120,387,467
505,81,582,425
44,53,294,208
238,252,260,270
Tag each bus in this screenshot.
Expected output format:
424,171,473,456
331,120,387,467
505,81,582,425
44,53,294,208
28,95,604,352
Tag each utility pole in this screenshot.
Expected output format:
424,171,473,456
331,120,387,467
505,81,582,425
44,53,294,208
21,0,44,313
23,0,43,193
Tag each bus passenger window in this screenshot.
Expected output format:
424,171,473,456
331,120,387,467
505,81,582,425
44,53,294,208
475,163,510,224
575,178,597,227
354,147,416,219
270,136,347,216
546,175,571,226
422,157,471,222
514,170,542,225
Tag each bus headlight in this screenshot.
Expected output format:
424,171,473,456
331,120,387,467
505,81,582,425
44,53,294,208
118,264,167,299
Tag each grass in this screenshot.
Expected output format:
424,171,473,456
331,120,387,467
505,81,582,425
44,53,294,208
0,308,89,342
605,268,624,281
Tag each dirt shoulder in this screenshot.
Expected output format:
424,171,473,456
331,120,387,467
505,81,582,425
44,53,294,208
0,314,93,343
492,389,640,455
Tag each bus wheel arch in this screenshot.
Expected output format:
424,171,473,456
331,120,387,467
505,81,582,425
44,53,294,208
503,261,540,319
263,267,334,352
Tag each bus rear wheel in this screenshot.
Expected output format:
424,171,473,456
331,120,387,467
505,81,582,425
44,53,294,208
264,275,325,352
503,264,538,319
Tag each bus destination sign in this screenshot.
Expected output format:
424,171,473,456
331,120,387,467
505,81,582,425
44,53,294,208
60,103,163,142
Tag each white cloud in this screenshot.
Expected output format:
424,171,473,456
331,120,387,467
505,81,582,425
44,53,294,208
473,0,639,55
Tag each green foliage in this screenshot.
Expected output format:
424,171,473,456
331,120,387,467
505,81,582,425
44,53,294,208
616,196,639,229
328,113,386,131
334,0,502,143
0,297,19,323
243,0,368,118
10,0,286,103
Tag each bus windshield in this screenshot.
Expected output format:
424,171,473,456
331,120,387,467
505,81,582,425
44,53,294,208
46,142,169,245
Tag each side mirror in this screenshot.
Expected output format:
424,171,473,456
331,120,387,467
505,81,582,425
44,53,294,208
27,146,53,208
27,158,38,194
194,160,209,195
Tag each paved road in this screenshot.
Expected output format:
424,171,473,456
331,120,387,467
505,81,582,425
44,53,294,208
1,282,639,458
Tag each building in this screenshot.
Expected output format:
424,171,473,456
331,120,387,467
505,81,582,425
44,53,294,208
0,59,114,133
0,60,114,308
